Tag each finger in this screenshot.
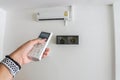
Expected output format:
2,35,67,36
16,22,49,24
44,48,50,52
44,48,50,56
42,53,49,58
30,38,46,45
42,48,50,58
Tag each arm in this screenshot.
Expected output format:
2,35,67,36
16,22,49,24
0,39,50,80
0,63,13,80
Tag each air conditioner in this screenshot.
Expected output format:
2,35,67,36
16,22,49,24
34,6,72,26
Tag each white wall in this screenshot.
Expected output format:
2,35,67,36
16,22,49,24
113,1,120,80
3,5,115,80
0,9,6,61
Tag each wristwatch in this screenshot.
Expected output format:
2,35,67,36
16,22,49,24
1,55,21,77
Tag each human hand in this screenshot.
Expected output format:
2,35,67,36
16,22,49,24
9,39,50,66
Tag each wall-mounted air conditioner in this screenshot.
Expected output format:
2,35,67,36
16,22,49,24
34,6,72,26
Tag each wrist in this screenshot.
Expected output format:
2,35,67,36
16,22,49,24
5,56,21,69
9,53,23,66
0,63,13,79
1,56,21,77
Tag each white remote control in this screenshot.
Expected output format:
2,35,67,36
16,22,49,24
28,32,53,61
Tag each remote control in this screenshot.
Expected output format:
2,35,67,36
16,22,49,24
28,32,53,61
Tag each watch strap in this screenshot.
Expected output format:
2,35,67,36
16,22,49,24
1,55,21,77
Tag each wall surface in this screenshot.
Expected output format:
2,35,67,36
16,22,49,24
113,1,120,80
3,5,115,80
0,9,6,61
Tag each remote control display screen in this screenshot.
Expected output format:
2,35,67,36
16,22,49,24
39,32,50,41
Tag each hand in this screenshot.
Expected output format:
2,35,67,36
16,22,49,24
9,39,50,66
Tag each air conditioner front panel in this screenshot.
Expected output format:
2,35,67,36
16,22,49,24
36,6,69,20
